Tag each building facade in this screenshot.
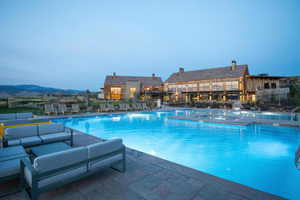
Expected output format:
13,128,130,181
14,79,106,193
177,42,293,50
244,75,289,102
164,61,249,103
104,73,163,100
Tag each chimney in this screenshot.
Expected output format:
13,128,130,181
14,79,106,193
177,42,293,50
179,67,184,73
113,72,116,78
231,60,237,71
152,73,155,79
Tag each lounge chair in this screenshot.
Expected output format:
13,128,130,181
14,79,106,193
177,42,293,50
141,103,149,110
106,104,115,112
137,103,143,110
44,104,52,115
118,104,127,111
99,104,107,112
124,103,131,111
21,139,126,200
58,104,67,114
131,103,138,111
71,104,80,113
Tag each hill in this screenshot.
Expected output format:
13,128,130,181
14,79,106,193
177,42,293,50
0,84,83,97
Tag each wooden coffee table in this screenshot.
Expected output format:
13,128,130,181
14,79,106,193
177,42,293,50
31,142,72,157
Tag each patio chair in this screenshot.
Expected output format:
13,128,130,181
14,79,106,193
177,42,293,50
106,104,115,112
124,103,131,111
131,103,138,111
142,103,149,110
118,104,127,111
99,104,106,112
58,104,67,115
71,104,80,113
44,104,52,115
136,103,143,110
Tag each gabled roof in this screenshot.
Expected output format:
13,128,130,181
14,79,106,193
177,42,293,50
105,75,163,87
165,65,249,83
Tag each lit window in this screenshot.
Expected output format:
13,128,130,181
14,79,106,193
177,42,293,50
111,87,121,100
130,88,137,98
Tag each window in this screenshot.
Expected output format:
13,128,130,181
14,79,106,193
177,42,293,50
199,83,210,91
186,83,197,92
129,88,137,98
212,82,224,91
111,87,121,100
264,83,270,89
225,81,239,90
271,83,276,89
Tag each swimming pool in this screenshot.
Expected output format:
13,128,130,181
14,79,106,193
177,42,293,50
55,110,300,200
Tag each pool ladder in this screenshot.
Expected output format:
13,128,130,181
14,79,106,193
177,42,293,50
290,107,300,121
295,146,300,170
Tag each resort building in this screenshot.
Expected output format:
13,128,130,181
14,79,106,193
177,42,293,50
104,73,163,100
164,61,249,103
245,75,289,103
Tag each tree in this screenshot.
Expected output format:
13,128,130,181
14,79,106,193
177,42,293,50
289,80,300,106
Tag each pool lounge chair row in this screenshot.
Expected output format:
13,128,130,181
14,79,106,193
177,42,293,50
99,102,150,112
44,104,79,115
2,123,74,148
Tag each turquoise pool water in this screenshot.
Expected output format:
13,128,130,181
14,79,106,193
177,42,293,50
55,110,300,199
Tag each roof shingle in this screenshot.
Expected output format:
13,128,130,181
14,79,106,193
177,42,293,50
165,65,248,83
105,75,163,86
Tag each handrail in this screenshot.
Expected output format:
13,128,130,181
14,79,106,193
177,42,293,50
295,146,300,170
290,106,300,121
291,106,300,113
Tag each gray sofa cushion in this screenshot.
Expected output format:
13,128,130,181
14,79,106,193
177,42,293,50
33,147,88,173
0,145,26,158
87,139,123,159
0,113,16,120
21,136,42,147
16,112,33,119
0,145,27,162
25,166,87,188
5,125,38,140
89,154,122,171
38,123,65,136
87,139,123,171
0,157,29,178
7,139,21,147
40,132,71,143
25,147,88,188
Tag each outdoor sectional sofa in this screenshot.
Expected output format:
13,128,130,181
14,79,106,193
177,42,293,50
2,123,73,148
0,146,30,197
21,139,126,200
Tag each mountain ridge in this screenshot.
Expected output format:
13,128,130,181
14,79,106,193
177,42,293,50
0,84,83,97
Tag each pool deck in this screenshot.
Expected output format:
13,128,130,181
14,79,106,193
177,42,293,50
168,115,300,127
1,131,286,200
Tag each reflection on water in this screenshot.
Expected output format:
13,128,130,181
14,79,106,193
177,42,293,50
54,110,300,200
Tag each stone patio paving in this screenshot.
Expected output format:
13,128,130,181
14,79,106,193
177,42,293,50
0,131,286,200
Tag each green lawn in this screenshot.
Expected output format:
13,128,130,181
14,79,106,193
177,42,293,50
0,107,43,115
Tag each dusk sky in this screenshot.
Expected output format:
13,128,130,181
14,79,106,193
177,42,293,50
1,0,300,91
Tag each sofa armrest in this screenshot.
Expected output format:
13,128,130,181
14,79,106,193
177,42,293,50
20,158,37,189
2,136,8,147
65,127,74,146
